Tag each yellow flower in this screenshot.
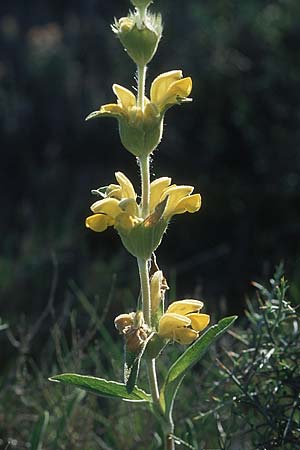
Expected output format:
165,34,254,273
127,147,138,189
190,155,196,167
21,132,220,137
150,70,192,112
85,171,142,233
149,177,201,220
86,172,201,259
85,70,192,157
158,300,210,345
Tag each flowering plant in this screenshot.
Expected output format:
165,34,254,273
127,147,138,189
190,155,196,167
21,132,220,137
50,1,237,448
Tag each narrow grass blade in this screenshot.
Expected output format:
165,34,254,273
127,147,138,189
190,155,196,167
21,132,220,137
30,411,49,450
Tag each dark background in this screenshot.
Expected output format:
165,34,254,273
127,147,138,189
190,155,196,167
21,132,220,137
1,0,300,335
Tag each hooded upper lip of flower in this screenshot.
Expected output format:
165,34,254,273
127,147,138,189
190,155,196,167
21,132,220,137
85,70,192,122
85,172,201,233
158,299,210,345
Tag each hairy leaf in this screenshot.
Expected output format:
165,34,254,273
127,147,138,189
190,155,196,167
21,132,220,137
50,373,151,402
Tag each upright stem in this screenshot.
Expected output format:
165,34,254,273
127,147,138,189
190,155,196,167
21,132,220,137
137,257,151,326
137,257,160,404
140,155,150,217
137,64,147,111
136,63,150,217
136,56,161,418
165,433,175,450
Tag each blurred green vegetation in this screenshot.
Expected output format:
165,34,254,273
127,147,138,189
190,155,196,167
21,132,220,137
1,267,299,449
1,0,300,322
1,0,300,446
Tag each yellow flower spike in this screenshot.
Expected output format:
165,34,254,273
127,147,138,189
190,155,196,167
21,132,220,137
173,327,199,345
113,84,136,109
90,197,122,217
150,177,172,211
85,214,113,232
166,299,204,315
150,70,183,106
115,172,136,199
158,313,191,338
188,313,210,332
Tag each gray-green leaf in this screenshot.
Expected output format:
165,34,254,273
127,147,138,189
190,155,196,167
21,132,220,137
49,373,151,402
160,316,237,417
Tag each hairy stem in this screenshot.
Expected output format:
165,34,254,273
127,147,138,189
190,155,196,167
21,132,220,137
137,257,151,326
140,155,150,217
165,433,175,450
137,257,160,405
136,56,161,420
147,358,160,405
137,64,147,111
164,411,175,450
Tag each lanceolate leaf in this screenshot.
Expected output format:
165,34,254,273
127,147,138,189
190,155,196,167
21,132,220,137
50,373,151,402
160,316,237,417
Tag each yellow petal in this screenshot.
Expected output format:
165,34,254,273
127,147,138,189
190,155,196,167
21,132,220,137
188,313,210,332
114,212,139,231
172,193,201,215
166,299,204,315
164,77,192,105
150,70,183,106
85,214,113,232
106,183,123,199
90,197,122,218
162,185,194,217
174,327,198,345
150,270,163,312
150,177,172,212
100,103,124,116
113,84,136,109
144,102,160,122
115,172,136,200
119,198,139,216
158,312,191,338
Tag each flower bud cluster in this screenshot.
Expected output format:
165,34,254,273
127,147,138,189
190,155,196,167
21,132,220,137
114,311,149,353
114,298,210,354
86,172,201,259
86,71,192,157
112,11,162,67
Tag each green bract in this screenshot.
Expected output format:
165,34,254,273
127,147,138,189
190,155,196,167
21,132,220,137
112,12,162,66
131,0,153,8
